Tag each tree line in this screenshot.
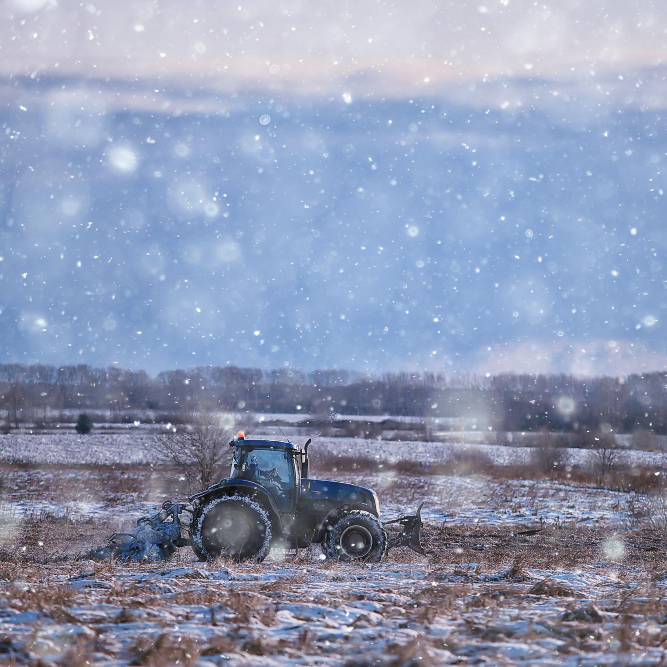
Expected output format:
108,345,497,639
0,363,666,434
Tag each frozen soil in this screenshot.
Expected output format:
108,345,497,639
0,438,666,664
2,528,667,665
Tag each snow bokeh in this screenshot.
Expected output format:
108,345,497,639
0,1,664,376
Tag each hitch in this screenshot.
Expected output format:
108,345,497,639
384,502,426,556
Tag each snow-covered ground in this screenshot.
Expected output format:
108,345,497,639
2,541,667,665
315,436,667,468
2,432,666,468
0,433,158,466
0,432,659,538
359,472,640,528
0,433,665,664
0,469,639,532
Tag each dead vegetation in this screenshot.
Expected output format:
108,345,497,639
0,522,666,665
312,445,664,494
1,437,667,664
0,461,164,501
154,410,242,490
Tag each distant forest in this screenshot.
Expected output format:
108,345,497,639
0,364,666,434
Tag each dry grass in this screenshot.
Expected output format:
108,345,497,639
0,462,167,501
1,525,666,665
2,442,667,665
312,448,664,493
529,578,577,597
311,449,496,478
0,510,115,564
128,634,200,666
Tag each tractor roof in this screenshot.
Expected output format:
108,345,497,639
234,438,301,452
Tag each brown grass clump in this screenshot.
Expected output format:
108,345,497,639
388,637,438,667
56,636,107,667
561,603,605,621
241,637,266,656
128,633,200,666
3,583,76,612
506,554,528,581
529,579,577,598
198,637,236,659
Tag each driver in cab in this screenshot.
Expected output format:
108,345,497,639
243,454,286,497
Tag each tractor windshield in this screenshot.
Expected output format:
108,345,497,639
240,448,294,502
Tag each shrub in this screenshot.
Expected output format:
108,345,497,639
646,489,667,538
0,423,10,435
75,413,93,435
528,432,569,474
440,449,495,476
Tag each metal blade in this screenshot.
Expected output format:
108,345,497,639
384,502,426,556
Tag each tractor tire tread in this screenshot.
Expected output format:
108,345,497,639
322,510,387,563
193,494,272,562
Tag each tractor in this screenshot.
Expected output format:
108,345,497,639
100,434,425,563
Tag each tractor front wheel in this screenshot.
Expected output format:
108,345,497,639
194,495,273,562
322,511,387,562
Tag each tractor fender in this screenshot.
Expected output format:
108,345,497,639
313,503,377,543
190,479,282,536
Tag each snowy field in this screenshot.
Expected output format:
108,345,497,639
1,432,666,469
0,433,666,664
0,463,641,531
2,529,667,664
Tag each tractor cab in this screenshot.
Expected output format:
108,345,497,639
228,434,303,513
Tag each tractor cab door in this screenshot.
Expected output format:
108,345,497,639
241,448,297,513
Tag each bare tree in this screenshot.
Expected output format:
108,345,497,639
589,432,621,483
155,411,252,490
1,365,26,427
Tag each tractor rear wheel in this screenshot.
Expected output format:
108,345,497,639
194,495,273,562
322,511,387,562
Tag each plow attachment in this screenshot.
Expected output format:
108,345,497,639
384,502,426,556
88,502,190,563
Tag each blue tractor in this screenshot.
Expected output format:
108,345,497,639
109,434,425,563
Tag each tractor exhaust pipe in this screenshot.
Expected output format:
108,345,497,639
301,438,312,478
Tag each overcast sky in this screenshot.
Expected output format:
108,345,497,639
2,0,666,92
1,1,666,376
